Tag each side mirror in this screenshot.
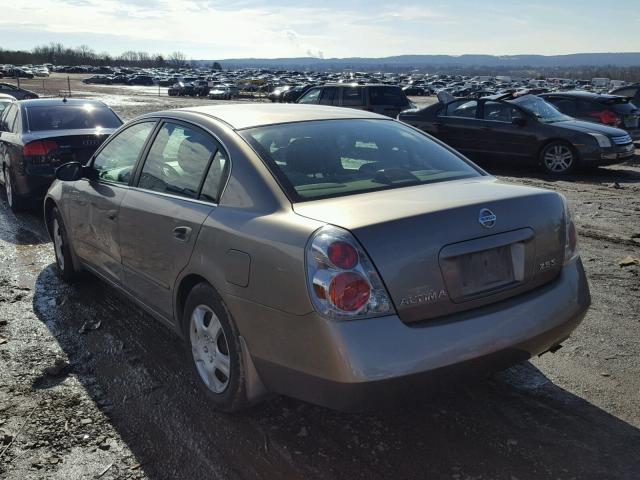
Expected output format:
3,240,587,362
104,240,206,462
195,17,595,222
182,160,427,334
512,117,526,127
55,162,83,181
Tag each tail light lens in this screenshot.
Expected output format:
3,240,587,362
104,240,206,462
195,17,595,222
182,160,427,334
23,140,59,158
561,195,579,264
590,109,621,127
306,226,394,320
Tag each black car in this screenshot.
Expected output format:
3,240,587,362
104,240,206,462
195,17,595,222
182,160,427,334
0,98,122,211
297,84,413,118
127,75,155,86
399,94,635,175
540,91,640,141
0,82,38,100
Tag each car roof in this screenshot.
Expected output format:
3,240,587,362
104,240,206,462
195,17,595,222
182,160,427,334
17,98,108,108
541,91,623,101
169,104,386,130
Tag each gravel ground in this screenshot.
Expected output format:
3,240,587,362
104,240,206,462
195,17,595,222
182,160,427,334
0,88,639,479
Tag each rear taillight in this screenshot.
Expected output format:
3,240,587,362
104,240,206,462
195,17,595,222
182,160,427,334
23,140,59,157
306,226,394,320
560,195,579,264
590,109,621,127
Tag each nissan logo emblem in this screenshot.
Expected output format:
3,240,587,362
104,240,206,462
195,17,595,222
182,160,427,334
479,208,496,228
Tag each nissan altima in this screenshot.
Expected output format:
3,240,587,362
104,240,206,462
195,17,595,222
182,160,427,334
45,104,590,411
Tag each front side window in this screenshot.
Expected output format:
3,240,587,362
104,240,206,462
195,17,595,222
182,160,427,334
342,87,364,106
482,101,520,122
93,121,155,184
138,122,217,199
297,88,321,104
240,119,481,201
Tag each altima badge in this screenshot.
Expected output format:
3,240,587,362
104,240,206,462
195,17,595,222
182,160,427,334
479,208,496,228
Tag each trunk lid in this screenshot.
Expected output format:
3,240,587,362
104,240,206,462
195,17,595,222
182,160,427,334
23,129,115,169
294,177,566,323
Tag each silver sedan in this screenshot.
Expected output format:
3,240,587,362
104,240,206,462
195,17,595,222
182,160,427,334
44,104,590,411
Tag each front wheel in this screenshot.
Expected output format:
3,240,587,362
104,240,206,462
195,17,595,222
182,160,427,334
183,283,249,412
539,142,577,175
51,207,79,282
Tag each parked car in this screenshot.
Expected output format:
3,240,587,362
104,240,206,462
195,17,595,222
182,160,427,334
0,82,38,100
0,93,15,115
0,98,122,210
402,85,427,96
45,104,590,411
82,75,113,85
297,84,414,118
127,75,155,86
540,91,640,141
399,94,636,174
208,86,233,100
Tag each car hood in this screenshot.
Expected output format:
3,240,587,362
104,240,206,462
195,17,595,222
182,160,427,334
552,119,628,137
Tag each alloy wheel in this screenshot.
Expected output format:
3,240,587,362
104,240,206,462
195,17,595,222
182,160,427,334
543,145,574,173
53,218,65,271
190,304,231,393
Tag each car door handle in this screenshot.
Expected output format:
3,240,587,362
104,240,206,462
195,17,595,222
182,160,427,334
173,226,192,242
107,210,117,220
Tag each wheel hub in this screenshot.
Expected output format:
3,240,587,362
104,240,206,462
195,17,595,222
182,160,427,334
190,305,230,394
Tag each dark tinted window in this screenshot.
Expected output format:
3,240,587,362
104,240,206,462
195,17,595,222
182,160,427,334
482,101,520,122
241,119,480,201
319,87,338,105
545,98,577,116
369,86,409,107
26,105,122,131
612,88,636,98
93,122,155,184
138,123,216,199
342,87,364,106
200,150,229,203
297,88,321,104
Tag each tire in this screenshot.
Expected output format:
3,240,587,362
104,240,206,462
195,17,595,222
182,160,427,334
3,167,27,212
183,283,249,412
539,141,577,175
50,206,79,282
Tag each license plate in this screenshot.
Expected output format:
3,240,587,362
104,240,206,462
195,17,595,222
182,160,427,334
458,245,514,296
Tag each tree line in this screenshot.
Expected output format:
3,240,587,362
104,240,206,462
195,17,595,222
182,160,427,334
0,43,194,68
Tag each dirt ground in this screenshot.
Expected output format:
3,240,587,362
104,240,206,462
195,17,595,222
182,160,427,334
0,83,639,480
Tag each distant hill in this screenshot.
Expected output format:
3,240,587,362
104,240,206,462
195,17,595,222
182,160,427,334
195,53,640,71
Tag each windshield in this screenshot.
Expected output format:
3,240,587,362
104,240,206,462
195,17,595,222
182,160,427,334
511,95,571,123
240,119,482,201
26,104,122,131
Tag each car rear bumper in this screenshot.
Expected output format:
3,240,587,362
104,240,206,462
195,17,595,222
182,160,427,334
10,170,54,201
231,258,590,410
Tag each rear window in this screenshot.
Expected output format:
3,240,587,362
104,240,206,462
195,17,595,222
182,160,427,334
26,104,122,132
369,86,410,107
240,119,481,201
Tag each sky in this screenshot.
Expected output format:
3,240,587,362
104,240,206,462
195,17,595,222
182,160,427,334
0,0,639,60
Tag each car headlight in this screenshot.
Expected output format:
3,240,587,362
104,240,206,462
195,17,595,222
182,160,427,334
588,133,612,148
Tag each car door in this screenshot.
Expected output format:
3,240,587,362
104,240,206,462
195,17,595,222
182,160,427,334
65,121,157,285
475,100,537,160
117,120,225,320
433,99,482,156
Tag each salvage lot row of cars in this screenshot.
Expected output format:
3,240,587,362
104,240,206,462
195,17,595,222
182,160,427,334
0,80,635,410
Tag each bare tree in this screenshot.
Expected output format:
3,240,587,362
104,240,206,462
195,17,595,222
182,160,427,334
168,51,187,67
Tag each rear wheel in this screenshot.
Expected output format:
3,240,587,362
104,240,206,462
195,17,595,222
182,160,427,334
539,141,577,175
3,167,27,212
51,207,79,282
183,283,249,412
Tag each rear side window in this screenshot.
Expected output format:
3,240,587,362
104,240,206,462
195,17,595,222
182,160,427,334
342,87,364,106
138,122,217,199
2,104,18,133
482,101,520,122
200,150,229,203
319,87,338,105
369,86,409,107
93,121,155,184
442,100,478,118
26,105,122,131
297,88,321,104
